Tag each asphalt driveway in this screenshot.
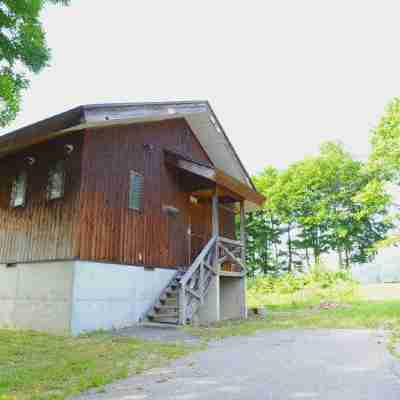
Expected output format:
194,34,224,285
75,329,400,400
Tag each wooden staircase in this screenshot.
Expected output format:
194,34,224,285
146,270,184,324
145,236,246,325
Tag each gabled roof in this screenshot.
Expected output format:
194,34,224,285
0,101,259,203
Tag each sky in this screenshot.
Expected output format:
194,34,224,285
2,0,400,175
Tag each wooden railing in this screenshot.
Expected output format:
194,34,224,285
178,236,246,324
217,237,246,274
179,236,218,324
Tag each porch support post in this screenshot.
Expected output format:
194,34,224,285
240,201,246,263
196,191,221,324
239,200,247,319
212,193,219,238
212,191,220,275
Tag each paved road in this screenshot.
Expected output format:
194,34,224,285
75,329,400,400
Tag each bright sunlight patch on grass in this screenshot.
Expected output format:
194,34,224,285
246,268,359,310
0,330,191,400
189,301,400,341
189,276,400,344
247,282,359,311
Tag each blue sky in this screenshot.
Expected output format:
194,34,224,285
2,1,400,174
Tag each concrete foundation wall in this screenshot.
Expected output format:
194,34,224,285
220,276,246,320
196,275,247,325
0,259,245,334
197,275,220,325
0,261,74,334
71,262,176,335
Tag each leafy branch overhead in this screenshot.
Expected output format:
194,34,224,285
0,0,69,127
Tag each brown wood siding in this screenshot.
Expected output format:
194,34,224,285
219,206,236,240
0,134,84,263
78,119,213,268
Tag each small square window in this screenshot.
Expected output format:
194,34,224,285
48,161,65,200
10,172,27,208
129,171,144,211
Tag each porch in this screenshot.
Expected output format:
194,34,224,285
146,149,264,325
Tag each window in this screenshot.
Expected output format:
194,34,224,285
48,161,65,200
10,172,27,208
129,171,144,211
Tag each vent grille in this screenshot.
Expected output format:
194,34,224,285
129,171,144,211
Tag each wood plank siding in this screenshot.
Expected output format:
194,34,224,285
77,118,235,268
0,134,84,263
0,118,236,267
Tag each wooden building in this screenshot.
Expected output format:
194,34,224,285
0,101,264,334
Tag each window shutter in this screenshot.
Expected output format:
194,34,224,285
10,171,27,208
47,161,65,200
129,171,144,211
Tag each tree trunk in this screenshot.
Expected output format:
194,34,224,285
313,248,320,265
338,248,344,269
344,248,350,269
264,239,270,274
287,223,293,272
305,247,310,268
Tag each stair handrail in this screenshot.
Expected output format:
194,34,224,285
179,235,247,324
179,235,218,324
217,236,247,275
180,236,218,286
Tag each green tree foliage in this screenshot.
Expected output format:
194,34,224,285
370,97,400,182
248,142,393,274
368,97,400,250
0,0,69,126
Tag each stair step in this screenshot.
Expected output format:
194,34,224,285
145,270,186,325
151,312,178,318
154,304,178,311
140,321,180,329
151,317,179,324
160,292,178,301
160,296,177,304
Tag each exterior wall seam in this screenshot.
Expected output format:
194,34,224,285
69,261,77,335
11,264,21,328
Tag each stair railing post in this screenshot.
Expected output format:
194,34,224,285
200,262,205,305
240,200,246,270
239,200,247,319
179,284,187,325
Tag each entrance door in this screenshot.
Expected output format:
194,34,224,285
188,197,211,264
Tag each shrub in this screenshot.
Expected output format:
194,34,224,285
247,265,358,308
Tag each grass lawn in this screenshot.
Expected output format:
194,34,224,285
189,300,400,340
1,282,399,399
188,284,400,352
0,330,191,400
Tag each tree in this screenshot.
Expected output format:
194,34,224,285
246,167,284,275
0,0,69,126
370,97,400,182
245,209,283,276
248,142,393,274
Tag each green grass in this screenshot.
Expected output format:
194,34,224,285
189,301,400,340
189,283,400,343
247,281,359,310
2,282,399,399
0,330,191,400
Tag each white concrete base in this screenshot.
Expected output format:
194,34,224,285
196,274,247,325
71,262,176,335
0,261,176,335
0,261,74,334
197,275,220,325
220,276,247,320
